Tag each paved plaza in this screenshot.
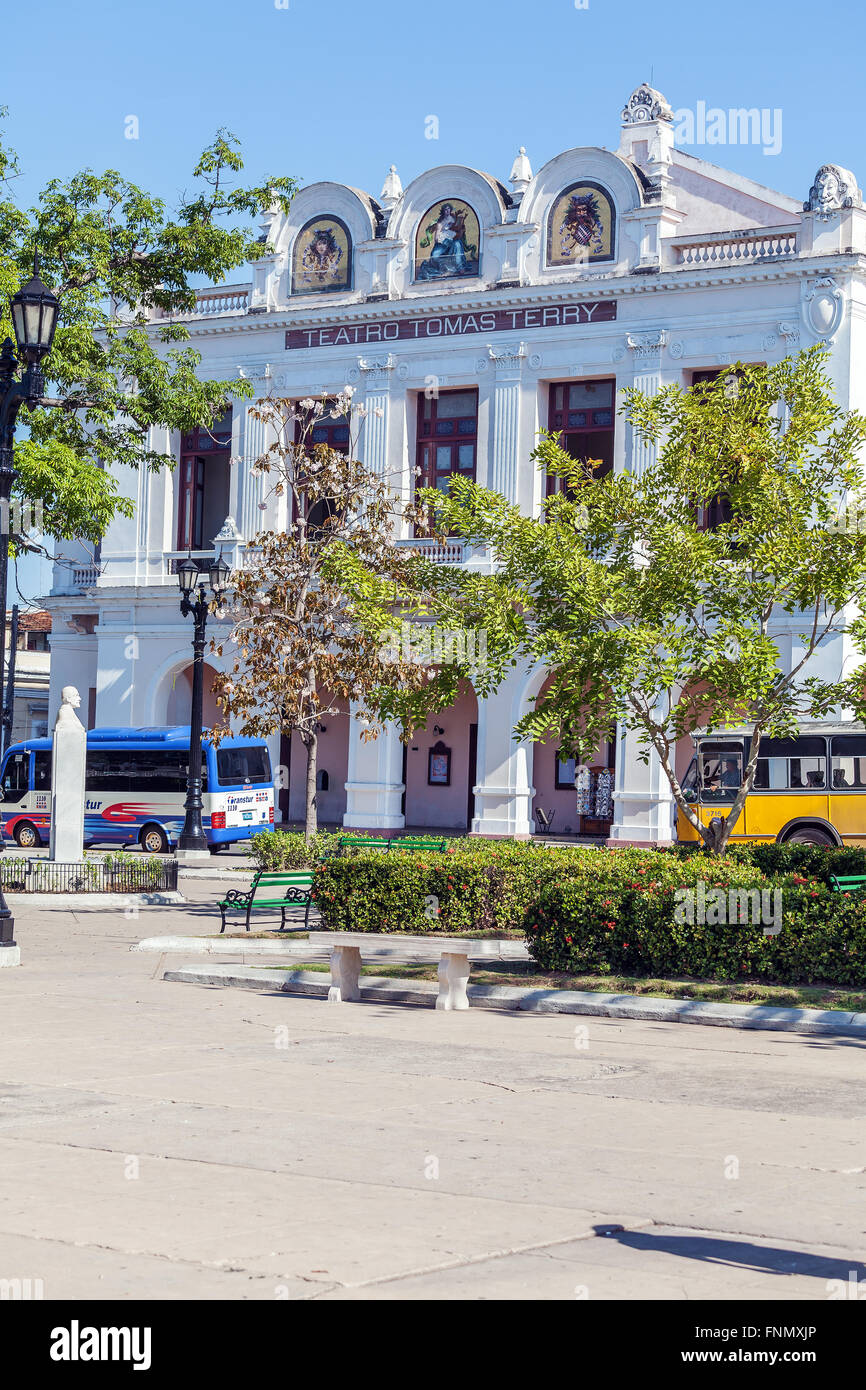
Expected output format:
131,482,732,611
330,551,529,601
1,878,864,1301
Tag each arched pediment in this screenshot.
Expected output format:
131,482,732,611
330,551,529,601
518,147,645,280
387,166,511,294
270,183,382,303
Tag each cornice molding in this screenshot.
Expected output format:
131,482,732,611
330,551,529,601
153,252,866,341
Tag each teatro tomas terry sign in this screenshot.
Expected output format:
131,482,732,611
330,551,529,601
285,300,617,350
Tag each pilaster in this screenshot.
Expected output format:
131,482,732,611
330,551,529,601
486,341,526,503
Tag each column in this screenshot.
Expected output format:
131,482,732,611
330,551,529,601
486,341,526,503
343,707,405,829
470,668,534,837
625,329,667,475
357,354,396,484
608,719,675,847
237,399,268,539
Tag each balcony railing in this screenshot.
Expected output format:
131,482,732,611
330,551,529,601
152,284,251,321
71,565,100,588
670,225,799,268
398,538,467,565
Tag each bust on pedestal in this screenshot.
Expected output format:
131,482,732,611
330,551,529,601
49,686,87,863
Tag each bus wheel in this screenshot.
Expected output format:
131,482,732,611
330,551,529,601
783,826,836,847
14,822,40,849
140,824,169,855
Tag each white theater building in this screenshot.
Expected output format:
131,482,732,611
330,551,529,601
44,82,866,844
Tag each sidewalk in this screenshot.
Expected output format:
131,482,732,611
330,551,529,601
1,883,864,1300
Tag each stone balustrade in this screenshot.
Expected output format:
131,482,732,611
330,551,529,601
670,225,799,268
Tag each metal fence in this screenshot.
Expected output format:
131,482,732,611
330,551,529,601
0,857,179,894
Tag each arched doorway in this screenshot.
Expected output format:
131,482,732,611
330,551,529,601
166,663,221,727
403,681,479,830
530,672,615,838
283,689,350,829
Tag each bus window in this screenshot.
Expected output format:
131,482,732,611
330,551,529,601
86,750,133,792
753,757,790,790
34,751,51,790
699,742,743,802
1,751,30,803
215,745,271,786
86,748,206,793
681,757,699,799
133,751,190,793
791,758,825,789
831,735,866,789
755,736,827,791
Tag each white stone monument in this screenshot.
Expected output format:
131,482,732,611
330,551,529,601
49,686,87,863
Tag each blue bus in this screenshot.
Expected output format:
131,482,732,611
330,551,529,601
0,726,274,852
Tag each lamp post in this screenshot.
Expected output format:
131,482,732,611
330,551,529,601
0,257,60,955
176,552,230,856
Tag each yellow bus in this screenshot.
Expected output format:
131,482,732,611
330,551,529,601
677,723,866,847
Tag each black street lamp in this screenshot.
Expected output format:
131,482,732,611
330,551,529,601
177,552,230,854
0,256,60,951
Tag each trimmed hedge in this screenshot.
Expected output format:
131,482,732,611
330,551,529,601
249,829,341,869
310,842,554,935
247,831,866,986
296,834,861,989
526,850,866,986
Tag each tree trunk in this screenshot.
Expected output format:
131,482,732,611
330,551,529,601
304,731,318,841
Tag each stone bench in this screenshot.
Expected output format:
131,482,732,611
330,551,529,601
307,932,517,1011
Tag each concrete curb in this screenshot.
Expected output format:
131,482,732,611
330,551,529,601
177,867,254,883
133,936,316,954
162,963,866,1036
9,891,185,906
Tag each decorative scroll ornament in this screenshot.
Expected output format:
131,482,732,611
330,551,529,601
803,165,862,220
214,515,243,542
621,83,673,125
625,328,668,360
487,340,527,372
358,354,396,387
803,277,843,340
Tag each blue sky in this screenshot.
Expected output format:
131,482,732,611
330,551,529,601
3,0,862,215
2,0,863,598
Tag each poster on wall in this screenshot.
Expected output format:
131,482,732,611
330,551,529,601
428,742,452,786
415,201,480,281
546,182,615,266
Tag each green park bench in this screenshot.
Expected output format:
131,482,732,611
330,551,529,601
333,835,447,855
218,869,315,933
335,835,391,855
829,874,866,894
389,836,448,853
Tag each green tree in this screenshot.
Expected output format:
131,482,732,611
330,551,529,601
0,114,295,557
210,394,465,839
336,348,866,852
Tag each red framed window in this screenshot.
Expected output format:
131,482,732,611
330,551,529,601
303,413,351,453
177,411,232,551
292,403,352,533
416,389,478,494
690,369,737,530
177,456,205,550
547,380,615,495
